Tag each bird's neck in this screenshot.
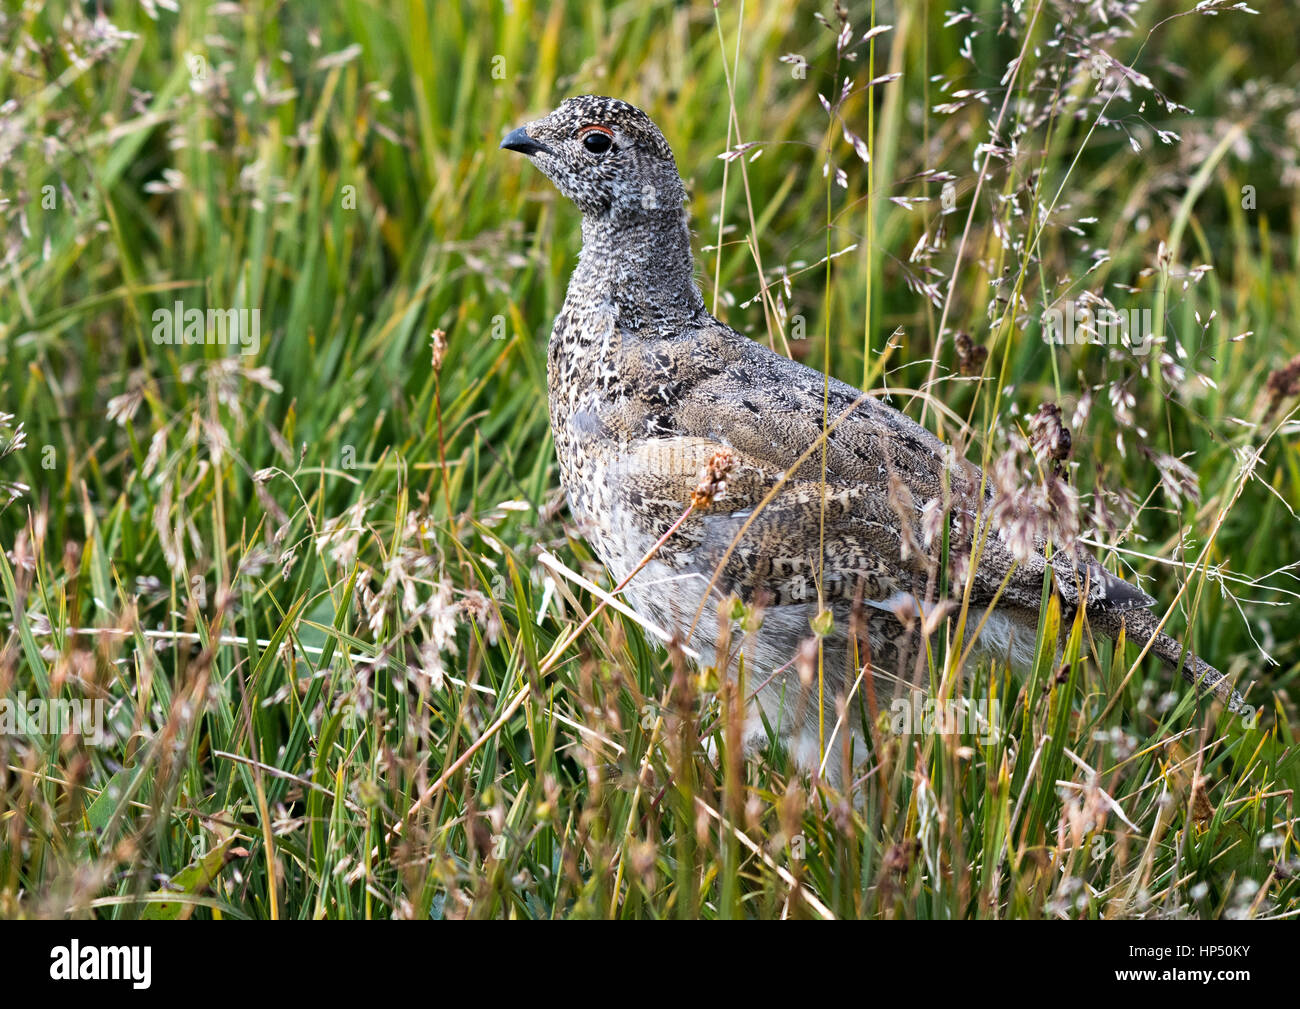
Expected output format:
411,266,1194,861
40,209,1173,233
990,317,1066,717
571,209,705,333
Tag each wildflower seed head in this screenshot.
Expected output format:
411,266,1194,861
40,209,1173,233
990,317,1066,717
691,450,735,509
1263,351,1300,419
953,330,989,376
430,328,448,372
1029,402,1072,474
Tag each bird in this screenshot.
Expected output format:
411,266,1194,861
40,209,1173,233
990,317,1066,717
500,95,1245,780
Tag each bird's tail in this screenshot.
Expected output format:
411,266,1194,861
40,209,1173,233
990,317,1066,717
1089,606,1245,713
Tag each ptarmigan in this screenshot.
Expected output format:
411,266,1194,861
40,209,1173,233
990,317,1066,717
501,95,1244,779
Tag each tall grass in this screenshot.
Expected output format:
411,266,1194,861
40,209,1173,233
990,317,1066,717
1,0,1297,919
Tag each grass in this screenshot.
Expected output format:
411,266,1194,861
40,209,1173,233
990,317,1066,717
1,0,1298,919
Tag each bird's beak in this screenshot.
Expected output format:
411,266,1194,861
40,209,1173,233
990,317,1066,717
499,125,553,157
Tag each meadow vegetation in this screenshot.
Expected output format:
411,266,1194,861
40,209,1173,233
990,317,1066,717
1,0,1297,919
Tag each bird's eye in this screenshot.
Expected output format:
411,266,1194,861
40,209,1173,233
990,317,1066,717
579,126,614,154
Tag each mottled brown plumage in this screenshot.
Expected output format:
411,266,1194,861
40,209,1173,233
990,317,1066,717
501,96,1244,777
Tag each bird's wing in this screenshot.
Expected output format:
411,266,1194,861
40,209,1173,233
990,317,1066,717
600,432,920,610
606,324,1153,616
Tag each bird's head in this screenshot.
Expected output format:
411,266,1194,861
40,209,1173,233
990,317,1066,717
500,95,686,223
